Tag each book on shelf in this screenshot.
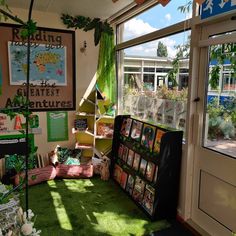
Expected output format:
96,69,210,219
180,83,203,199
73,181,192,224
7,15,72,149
126,174,135,195
122,146,128,162
145,162,155,182
127,149,134,166
132,153,141,171
120,118,132,137
74,118,87,131
97,122,114,138
118,144,124,159
139,158,147,176
114,164,123,183
141,124,156,151
130,120,143,142
153,165,159,184
132,177,145,203
120,171,128,189
153,129,166,153
142,184,155,215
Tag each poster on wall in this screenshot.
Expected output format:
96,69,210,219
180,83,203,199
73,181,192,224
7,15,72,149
8,42,67,86
47,111,68,142
0,23,75,111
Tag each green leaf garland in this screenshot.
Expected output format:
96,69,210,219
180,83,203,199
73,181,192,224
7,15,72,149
61,14,113,46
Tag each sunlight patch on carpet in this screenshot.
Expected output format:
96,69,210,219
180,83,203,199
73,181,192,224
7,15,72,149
50,191,73,231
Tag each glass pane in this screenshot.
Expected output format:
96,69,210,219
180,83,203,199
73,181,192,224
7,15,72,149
119,31,190,134
204,40,236,158
118,0,192,43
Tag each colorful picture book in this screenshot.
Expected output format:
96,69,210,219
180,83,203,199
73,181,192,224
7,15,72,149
122,146,128,162
113,164,123,183
118,144,124,159
130,120,143,141
132,153,141,171
120,171,128,189
153,129,166,153
141,124,156,151
139,158,147,176
142,184,155,215
132,177,145,203
126,174,135,195
145,162,155,182
97,122,114,138
120,118,132,137
127,149,134,166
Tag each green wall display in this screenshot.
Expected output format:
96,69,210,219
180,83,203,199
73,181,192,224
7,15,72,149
47,111,68,142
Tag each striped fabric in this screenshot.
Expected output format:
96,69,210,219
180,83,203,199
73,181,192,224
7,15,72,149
14,165,57,186
56,164,93,179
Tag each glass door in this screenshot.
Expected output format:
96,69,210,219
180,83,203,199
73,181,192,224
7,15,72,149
191,19,236,236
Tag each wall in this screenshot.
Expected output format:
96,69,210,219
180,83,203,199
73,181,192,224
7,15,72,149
0,8,99,168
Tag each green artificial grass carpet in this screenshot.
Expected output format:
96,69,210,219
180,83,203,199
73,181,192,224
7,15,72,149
21,177,169,236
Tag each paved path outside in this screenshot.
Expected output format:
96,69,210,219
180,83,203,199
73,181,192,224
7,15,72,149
205,139,236,158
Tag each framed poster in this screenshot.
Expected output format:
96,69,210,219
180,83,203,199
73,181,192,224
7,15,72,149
0,23,75,111
8,42,67,86
47,111,68,142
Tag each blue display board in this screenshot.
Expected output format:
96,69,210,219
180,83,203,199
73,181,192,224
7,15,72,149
201,0,236,19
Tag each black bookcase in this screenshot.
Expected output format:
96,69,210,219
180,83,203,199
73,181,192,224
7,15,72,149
111,115,183,220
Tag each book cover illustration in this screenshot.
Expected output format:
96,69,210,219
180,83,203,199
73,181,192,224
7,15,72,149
153,129,166,153
113,164,123,184
97,122,114,138
130,120,143,141
145,162,155,182
120,171,128,189
139,158,147,176
141,124,156,151
142,184,155,215
126,174,135,195
118,144,124,159
122,146,129,162
132,177,145,203
127,149,134,166
132,153,141,171
74,118,87,131
120,118,132,137
153,165,159,184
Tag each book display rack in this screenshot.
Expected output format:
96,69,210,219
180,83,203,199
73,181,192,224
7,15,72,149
111,115,183,220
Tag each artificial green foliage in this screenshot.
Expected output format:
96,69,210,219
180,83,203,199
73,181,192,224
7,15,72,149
96,32,116,104
1,94,31,120
0,3,37,38
21,178,170,235
61,14,113,46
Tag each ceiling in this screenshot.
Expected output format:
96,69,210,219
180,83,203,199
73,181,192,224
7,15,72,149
6,0,135,20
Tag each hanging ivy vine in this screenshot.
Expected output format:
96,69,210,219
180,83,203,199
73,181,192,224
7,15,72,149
61,14,113,46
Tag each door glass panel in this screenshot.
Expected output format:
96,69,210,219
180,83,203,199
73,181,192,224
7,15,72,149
204,37,236,158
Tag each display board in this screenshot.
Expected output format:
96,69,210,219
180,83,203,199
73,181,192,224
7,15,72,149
0,23,75,111
111,115,183,220
0,133,35,157
47,111,68,142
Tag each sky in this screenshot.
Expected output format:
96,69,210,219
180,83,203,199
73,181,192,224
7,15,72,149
123,0,192,58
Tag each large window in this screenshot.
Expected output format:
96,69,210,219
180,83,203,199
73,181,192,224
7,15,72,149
117,29,190,133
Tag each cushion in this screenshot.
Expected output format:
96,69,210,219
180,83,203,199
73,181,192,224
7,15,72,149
56,164,93,179
64,157,80,165
14,165,57,186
